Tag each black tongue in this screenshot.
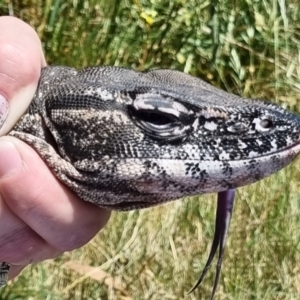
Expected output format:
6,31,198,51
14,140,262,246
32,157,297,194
188,189,235,299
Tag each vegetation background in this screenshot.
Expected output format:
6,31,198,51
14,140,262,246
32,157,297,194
1,0,300,299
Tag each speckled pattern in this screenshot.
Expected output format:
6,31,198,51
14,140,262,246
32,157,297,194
9,66,300,210
2,66,300,296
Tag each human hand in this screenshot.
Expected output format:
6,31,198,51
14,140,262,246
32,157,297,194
0,16,110,280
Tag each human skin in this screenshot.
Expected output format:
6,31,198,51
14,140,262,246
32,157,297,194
0,16,111,280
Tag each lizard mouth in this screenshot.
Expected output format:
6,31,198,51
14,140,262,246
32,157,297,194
245,139,300,160
103,201,154,210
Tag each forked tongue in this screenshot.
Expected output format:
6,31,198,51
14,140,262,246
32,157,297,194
188,189,235,299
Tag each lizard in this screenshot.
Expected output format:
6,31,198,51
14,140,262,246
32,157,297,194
1,66,300,299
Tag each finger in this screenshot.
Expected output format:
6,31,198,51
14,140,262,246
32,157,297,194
0,137,111,253
0,16,46,135
0,196,61,265
8,265,26,280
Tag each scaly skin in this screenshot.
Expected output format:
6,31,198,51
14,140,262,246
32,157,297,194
1,66,300,298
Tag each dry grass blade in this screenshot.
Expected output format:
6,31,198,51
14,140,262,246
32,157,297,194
63,261,128,295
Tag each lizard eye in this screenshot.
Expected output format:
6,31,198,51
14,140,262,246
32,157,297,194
129,92,192,141
134,110,177,126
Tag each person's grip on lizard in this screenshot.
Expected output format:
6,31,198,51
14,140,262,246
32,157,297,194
0,16,110,281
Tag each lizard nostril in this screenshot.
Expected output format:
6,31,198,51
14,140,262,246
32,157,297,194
260,119,273,129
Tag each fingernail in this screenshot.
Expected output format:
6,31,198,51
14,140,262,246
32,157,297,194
0,141,22,177
0,95,9,128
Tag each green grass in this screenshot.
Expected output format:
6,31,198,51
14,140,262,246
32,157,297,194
1,0,300,299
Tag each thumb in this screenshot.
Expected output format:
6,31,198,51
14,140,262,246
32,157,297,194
0,16,46,136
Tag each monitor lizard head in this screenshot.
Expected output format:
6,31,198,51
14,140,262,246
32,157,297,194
12,66,299,209
9,66,300,298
